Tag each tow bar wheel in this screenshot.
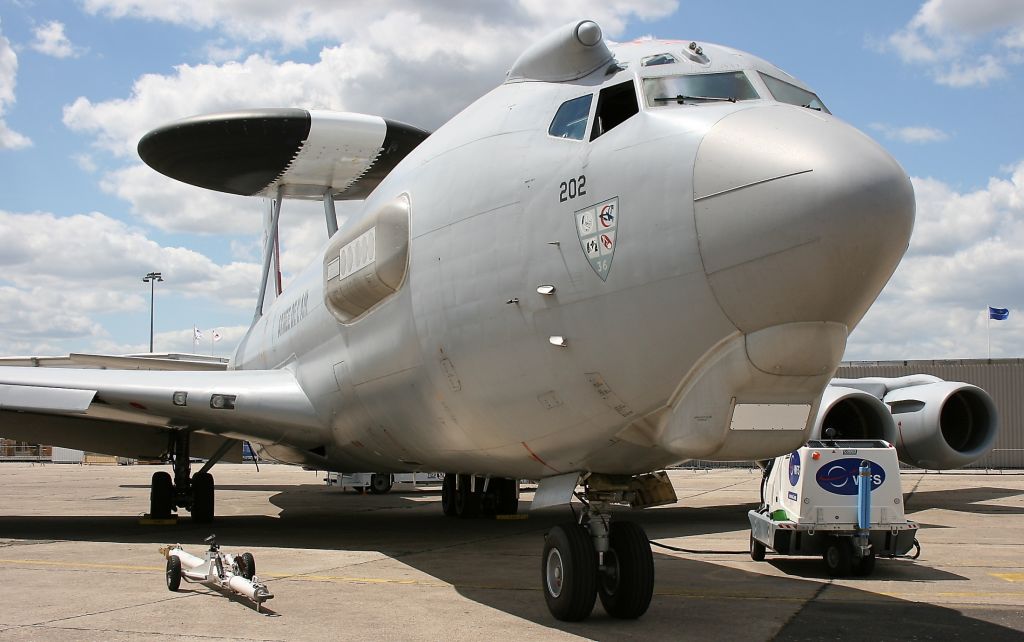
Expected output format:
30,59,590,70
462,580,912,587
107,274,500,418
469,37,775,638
165,556,181,591
542,524,597,622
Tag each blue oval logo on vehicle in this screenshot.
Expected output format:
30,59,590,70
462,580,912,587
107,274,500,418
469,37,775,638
788,451,801,486
815,459,885,495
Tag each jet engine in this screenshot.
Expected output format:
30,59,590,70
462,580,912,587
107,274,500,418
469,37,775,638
812,376,998,470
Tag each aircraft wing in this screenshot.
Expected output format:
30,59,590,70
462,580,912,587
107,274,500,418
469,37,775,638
0,366,326,461
0,352,228,371
138,109,431,201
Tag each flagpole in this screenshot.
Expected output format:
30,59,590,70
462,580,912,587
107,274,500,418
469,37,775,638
987,309,991,360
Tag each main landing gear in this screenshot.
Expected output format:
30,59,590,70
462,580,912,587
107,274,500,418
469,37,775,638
149,431,232,523
440,473,519,518
542,475,665,622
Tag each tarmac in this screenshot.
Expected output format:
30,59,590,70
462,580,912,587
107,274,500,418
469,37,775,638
0,463,1021,641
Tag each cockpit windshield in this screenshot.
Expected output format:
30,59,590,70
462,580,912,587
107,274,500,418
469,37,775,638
759,73,830,113
643,72,759,107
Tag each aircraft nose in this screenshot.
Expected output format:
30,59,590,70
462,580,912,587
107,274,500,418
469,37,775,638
693,105,915,334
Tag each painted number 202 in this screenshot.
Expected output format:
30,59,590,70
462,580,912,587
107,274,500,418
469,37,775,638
559,175,587,202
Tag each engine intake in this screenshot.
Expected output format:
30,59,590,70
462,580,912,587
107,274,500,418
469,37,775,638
883,382,997,470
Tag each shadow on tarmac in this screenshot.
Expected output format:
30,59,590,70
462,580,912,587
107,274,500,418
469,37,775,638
1,482,1022,639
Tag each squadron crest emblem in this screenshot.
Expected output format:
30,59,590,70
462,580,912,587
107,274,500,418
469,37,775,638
574,197,619,281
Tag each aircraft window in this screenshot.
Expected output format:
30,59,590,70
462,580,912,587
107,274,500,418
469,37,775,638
760,73,830,114
591,80,639,140
644,72,759,107
548,94,593,140
641,53,678,67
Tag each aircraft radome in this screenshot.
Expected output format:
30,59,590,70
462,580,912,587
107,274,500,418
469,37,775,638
0,20,998,622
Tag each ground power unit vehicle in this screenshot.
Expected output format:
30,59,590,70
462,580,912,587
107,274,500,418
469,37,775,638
748,440,918,576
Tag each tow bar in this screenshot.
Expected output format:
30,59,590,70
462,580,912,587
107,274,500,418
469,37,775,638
160,534,274,611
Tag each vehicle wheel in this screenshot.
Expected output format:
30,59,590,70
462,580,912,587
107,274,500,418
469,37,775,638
823,537,852,577
598,521,654,619
150,471,174,517
750,533,767,562
370,473,393,495
542,523,598,622
441,474,457,517
454,474,479,518
238,552,256,580
853,551,876,577
351,485,366,494
191,472,215,523
166,556,182,591
496,478,519,515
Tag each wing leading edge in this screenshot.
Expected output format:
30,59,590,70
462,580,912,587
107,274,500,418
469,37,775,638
0,367,328,460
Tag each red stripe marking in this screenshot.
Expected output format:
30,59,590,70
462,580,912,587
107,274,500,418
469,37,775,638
521,441,561,474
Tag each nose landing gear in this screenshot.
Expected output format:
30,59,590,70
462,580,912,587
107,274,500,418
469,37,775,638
542,478,657,621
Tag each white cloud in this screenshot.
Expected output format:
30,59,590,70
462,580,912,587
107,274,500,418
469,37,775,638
87,324,250,356
30,21,80,58
81,1,677,51
73,153,97,172
869,123,951,144
881,0,1024,87
934,54,1007,86
0,20,31,149
846,160,1024,359
0,209,259,304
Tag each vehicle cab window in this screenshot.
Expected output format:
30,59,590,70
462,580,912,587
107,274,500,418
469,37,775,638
548,94,593,140
644,71,759,107
759,73,830,113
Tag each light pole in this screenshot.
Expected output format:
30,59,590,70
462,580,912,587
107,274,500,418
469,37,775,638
142,272,163,353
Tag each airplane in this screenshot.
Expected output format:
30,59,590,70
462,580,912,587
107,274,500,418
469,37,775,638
0,20,999,622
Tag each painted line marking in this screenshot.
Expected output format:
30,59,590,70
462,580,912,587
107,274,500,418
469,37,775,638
992,572,1024,582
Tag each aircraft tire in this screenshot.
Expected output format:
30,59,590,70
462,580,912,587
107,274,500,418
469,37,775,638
191,472,215,523
598,521,654,619
166,556,182,591
370,474,393,495
454,474,479,518
150,471,174,517
750,533,766,561
823,537,852,577
441,474,457,517
542,523,597,622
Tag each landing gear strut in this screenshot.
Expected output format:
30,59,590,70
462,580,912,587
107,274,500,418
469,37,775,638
440,473,519,518
542,477,656,621
149,431,230,523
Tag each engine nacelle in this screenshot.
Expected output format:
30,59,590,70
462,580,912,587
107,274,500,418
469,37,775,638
882,381,997,470
813,378,998,470
812,385,894,442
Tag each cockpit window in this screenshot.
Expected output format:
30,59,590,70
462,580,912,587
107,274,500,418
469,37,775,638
643,72,759,107
759,73,830,113
548,94,593,140
591,80,639,140
641,53,678,67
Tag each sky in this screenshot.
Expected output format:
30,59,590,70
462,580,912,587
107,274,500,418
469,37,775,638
0,0,1021,360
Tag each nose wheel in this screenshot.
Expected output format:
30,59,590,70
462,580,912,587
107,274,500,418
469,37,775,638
541,487,654,621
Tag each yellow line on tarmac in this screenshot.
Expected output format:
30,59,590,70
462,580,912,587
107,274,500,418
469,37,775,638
0,558,161,572
991,572,1024,582
0,558,516,591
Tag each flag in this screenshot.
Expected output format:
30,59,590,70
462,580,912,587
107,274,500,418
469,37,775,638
989,307,1009,321
193,326,203,340
212,329,222,342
